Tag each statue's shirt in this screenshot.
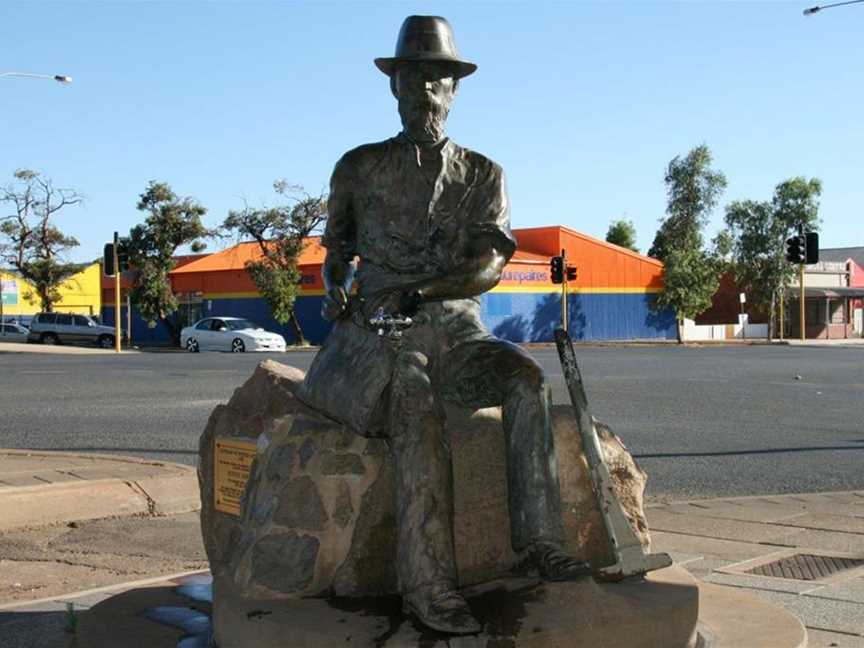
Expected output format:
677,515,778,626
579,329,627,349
322,134,516,297
300,133,517,434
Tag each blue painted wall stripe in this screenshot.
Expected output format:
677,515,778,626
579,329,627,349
105,292,675,346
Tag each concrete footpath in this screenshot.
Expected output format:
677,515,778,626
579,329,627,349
0,451,862,646
0,342,139,355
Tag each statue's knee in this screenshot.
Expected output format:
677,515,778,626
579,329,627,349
391,350,439,411
508,358,548,399
394,351,432,388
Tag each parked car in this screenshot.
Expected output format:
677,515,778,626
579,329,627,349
0,322,29,342
1,315,30,329
180,317,286,353
27,312,120,348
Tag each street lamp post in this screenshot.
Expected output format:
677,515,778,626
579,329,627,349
803,0,864,15
0,72,72,83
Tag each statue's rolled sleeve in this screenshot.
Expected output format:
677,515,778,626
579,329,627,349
467,163,517,261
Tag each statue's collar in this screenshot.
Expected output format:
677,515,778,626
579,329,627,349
396,132,452,167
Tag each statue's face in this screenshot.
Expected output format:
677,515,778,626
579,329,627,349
394,62,457,143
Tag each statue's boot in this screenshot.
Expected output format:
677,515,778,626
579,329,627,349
403,589,482,635
517,541,592,581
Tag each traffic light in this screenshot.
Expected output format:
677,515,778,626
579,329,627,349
566,266,577,281
550,255,564,284
785,235,806,264
118,240,130,272
103,239,131,276
103,243,116,276
805,232,819,265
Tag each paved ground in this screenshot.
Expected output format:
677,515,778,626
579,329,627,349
1,479,862,646
1,351,863,647
649,491,864,647
0,341,137,355
1,344,862,501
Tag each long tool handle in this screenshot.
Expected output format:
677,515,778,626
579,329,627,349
554,328,671,580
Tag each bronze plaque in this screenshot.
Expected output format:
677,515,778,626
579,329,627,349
214,438,257,516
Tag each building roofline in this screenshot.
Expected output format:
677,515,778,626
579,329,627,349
555,225,663,267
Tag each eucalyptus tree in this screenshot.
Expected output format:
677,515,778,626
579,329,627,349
725,177,821,339
125,181,209,344
222,181,327,345
651,145,728,342
0,169,84,311
605,219,639,252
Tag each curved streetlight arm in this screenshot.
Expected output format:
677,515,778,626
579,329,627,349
804,0,864,15
0,72,72,83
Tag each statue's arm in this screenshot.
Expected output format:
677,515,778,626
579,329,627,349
320,156,358,321
402,237,508,301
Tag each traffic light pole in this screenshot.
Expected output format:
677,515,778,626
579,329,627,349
779,291,785,341
561,248,568,331
800,261,806,342
113,231,122,353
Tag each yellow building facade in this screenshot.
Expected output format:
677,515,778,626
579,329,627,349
0,262,102,317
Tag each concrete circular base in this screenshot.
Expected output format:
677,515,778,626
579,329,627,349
214,566,699,647
73,567,806,648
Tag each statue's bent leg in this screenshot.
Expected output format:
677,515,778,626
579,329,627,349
441,340,565,550
388,349,457,600
501,355,567,551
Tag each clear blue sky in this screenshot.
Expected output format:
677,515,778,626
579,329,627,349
4,1,862,263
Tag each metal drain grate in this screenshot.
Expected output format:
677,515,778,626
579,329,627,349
745,554,864,581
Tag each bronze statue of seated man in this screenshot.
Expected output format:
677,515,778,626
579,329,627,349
299,15,590,635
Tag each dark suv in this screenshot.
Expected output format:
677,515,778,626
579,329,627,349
27,313,120,348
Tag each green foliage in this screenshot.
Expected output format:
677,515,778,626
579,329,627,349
772,177,822,231
724,177,821,338
0,169,84,311
650,145,728,340
655,247,723,322
245,260,303,323
222,182,327,345
648,145,728,262
605,219,639,252
125,182,209,340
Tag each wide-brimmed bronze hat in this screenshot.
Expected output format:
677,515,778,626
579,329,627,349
374,15,477,79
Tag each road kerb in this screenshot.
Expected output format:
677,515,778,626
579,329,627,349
0,479,150,531
0,569,211,612
0,450,201,531
133,472,201,516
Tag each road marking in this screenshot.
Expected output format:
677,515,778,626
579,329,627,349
19,370,70,375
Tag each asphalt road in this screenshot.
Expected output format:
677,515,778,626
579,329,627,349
1,344,862,501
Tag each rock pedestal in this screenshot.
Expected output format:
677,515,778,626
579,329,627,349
198,359,652,599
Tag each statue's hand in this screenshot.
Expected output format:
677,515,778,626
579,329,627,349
321,287,349,322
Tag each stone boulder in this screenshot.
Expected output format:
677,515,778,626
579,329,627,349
198,359,651,599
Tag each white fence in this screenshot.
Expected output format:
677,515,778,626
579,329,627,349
682,318,769,341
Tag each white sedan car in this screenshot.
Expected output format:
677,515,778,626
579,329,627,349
0,322,29,343
180,317,286,353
